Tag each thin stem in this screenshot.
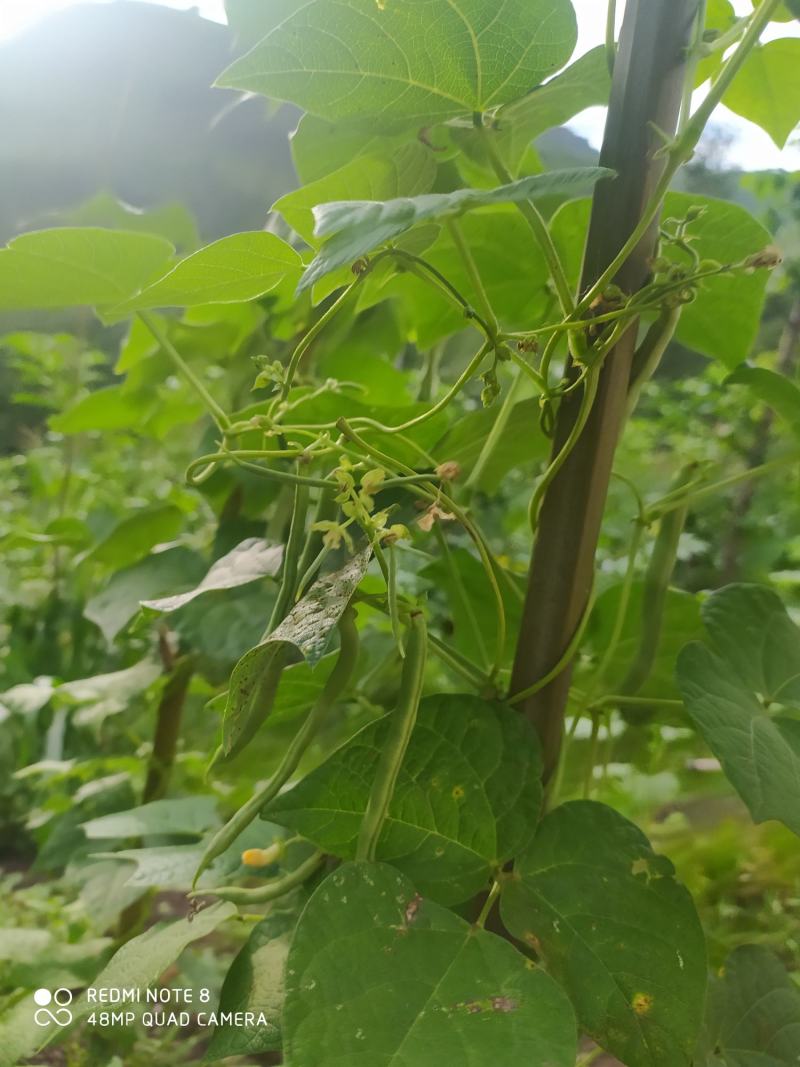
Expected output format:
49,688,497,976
392,249,495,341
475,879,502,929
589,694,684,711
348,342,492,435
356,612,427,861
509,582,596,707
446,218,499,338
583,712,602,799
477,118,575,316
529,366,600,533
467,365,524,491
644,450,800,521
186,452,333,490
139,312,230,430
279,282,359,402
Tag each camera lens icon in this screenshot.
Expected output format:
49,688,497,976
33,988,73,1026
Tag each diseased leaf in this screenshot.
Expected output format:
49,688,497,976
501,801,707,1067
300,167,614,292
264,694,542,904
284,862,577,1067
724,40,800,149
81,797,219,840
706,945,800,1067
116,232,302,311
221,547,371,760
551,193,772,367
0,228,173,311
217,0,578,125
142,538,283,613
204,913,293,1061
275,143,437,245
726,365,800,440
677,583,800,837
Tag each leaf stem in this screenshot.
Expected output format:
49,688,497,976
445,217,499,339
139,311,230,430
476,117,576,316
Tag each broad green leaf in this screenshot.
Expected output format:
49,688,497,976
275,143,436,245
204,913,293,1061
676,583,800,837
61,191,199,252
290,113,414,185
217,0,578,125
85,504,184,569
551,193,772,368
724,40,800,148
142,538,283,613
726,365,800,440
754,0,800,18
284,862,577,1067
84,546,206,642
300,167,614,292
420,549,523,666
490,46,612,174
706,945,800,1067
81,796,219,839
221,547,371,760
501,800,707,1067
264,694,542,904
0,228,173,311
0,903,234,1067
49,383,155,434
116,232,302,311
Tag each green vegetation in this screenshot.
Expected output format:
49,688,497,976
1,1,799,1064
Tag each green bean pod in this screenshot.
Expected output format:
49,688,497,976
193,607,360,888
356,611,428,862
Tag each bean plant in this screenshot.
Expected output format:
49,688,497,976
2,1,800,1065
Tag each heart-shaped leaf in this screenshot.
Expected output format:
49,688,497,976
217,0,578,125
0,227,173,311
500,801,707,1067
204,913,294,1061
723,40,800,149
677,583,800,837
702,945,800,1067
299,167,614,292
283,861,577,1067
116,232,302,311
264,694,542,904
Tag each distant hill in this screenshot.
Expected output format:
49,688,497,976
0,1,297,243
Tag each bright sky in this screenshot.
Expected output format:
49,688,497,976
1,0,798,171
